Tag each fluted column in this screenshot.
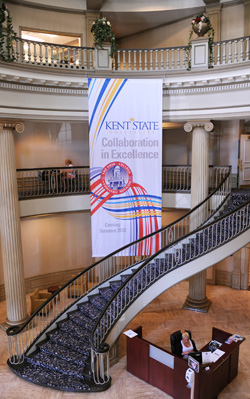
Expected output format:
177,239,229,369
183,121,214,313
0,122,28,326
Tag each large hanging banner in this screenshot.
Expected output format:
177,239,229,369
88,78,162,256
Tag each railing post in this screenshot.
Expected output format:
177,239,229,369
94,44,112,70
191,37,209,70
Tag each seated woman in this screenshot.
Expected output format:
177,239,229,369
176,330,197,359
61,158,75,190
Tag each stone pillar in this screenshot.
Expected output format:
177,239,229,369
86,11,101,47
0,122,28,326
243,0,250,37
232,246,250,290
205,4,222,42
183,121,214,313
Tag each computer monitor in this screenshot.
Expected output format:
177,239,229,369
188,351,212,366
188,351,202,363
188,355,200,373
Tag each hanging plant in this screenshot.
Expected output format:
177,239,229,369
91,17,116,57
0,2,17,62
185,12,215,71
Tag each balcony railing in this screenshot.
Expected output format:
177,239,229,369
2,34,250,72
16,165,230,200
10,37,95,70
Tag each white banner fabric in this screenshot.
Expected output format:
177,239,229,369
88,78,162,256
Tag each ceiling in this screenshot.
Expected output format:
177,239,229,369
101,7,204,39
10,0,237,41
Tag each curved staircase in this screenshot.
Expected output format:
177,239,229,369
6,187,250,392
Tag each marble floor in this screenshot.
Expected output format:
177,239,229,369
1,281,250,399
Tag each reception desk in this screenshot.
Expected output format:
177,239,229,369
126,326,244,399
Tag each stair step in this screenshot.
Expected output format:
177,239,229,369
26,351,86,380
78,302,102,320
99,286,115,300
40,340,87,366
89,295,108,310
59,319,90,344
17,363,90,391
49,330,90,357
69,311,96,330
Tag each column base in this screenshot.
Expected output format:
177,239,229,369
183,295,211,313
5,314,30,327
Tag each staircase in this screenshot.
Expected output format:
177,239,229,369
6,188,250,392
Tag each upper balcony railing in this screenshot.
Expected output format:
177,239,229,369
16,165,230,200
2,34,250,72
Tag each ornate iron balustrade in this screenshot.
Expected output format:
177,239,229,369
6,167,231,382
16,165,230,199
2,34,250,71
17,166,90,198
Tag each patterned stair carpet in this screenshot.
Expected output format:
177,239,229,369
8,190,250,392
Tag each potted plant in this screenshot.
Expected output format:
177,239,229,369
0,2,16,62
91,17,116,57
186,12,214,71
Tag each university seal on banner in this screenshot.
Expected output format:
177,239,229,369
101,162,132,194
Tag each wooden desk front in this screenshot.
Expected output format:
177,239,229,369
126,326,244,399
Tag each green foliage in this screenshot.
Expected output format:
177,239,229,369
0,2,17,62
91,17,116,57
185,12,215,71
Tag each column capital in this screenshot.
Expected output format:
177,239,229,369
0,122,24,134
184,120,214,133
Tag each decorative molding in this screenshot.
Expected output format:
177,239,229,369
2,79,250,97
164,81,250,94
0,81,88,94
215,270,232,287
0,121,24,133
184,120,214,133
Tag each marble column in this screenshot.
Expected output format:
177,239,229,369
183,121,214,313
0,122,28,326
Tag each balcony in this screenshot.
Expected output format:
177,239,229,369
1,34,250,121
2,34,250,72
17,165,230,218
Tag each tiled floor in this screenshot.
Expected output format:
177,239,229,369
1,281,250,398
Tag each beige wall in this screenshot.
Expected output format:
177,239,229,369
21,212,92,279
8,3,86,44
221,4,245,41
0,211,92,286
119,4,245,49
14,121,89,169
0,208,186,287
